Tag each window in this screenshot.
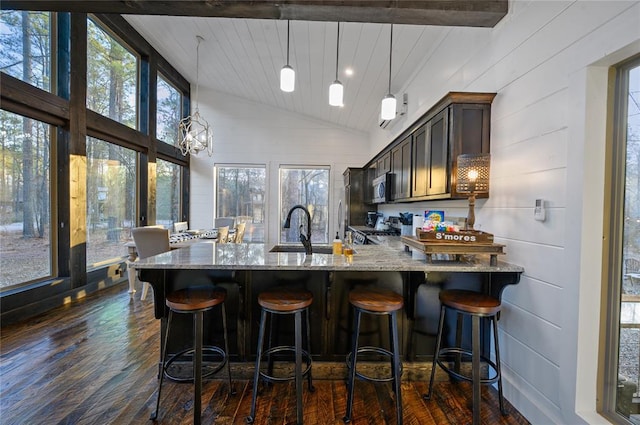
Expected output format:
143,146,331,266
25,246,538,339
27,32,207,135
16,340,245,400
87,18,138,129
86,136,136,268
216,165,266,242
279,166,330,244
156,73,182,146
0,110,52,290
0,10,51,91
156,158,182,229
604,57,640,423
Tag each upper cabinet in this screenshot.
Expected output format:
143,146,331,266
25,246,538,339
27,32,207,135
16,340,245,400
365,92,495,203
391,135,412,201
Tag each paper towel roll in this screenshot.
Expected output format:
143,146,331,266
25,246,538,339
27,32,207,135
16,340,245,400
411,215,424,236
410,215,426,260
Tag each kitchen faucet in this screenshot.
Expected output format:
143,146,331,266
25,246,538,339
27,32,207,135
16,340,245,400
283,204,312,255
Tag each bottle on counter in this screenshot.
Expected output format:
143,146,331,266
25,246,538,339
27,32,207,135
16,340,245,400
332,232,343,255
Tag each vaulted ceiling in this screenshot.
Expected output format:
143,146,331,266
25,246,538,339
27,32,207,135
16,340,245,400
5,1,507,132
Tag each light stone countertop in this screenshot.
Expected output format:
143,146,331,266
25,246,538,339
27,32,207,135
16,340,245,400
130,241,524,273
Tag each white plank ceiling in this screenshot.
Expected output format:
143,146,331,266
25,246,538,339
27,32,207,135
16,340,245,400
124,15,451,132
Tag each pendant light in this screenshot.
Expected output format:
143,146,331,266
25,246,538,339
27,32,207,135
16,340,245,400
380,24,397,121
280,20,295,92
178,36,213,156
329,22,344,107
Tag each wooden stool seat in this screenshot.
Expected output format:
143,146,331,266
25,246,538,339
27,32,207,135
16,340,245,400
258,289,313,311
348,287,404,313
166,287,226,312
439,289,501,316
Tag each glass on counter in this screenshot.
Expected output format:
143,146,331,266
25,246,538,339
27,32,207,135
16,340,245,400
343,231,354,263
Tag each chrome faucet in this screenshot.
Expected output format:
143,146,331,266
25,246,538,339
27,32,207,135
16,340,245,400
283,204,312,255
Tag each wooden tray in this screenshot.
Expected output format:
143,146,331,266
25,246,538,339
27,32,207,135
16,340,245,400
415,228,494,244
402,235,505,266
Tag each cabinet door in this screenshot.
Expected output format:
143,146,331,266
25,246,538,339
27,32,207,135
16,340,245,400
377,152,391,176
427,109,448,196
391,135,412,200
364,165,376,204
412,125,427,197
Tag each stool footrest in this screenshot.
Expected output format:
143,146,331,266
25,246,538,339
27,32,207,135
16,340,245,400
164,346,228,382
258,346,312,383
346,346,403,384
436,347,499,385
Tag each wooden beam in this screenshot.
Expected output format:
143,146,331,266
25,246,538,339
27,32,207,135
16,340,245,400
2,0,508,27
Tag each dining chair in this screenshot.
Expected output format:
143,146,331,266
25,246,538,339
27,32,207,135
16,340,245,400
217,226,230,244
234,222,246,243
131,226,171,300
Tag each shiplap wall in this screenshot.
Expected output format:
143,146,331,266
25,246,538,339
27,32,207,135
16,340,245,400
376,1,640,423
189,90,370,244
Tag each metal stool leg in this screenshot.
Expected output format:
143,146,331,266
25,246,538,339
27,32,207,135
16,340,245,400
390,310,403,425
492,316,507,415
194,310,203,425
305,308,314,391
425,305,446,400
295,310,303,424
343,308,361,423
151,310,173,420
471,314,480,425
221,302,234,395
247,309,267,423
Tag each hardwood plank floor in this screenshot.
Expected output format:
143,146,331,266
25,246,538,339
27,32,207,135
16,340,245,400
1,284,530,424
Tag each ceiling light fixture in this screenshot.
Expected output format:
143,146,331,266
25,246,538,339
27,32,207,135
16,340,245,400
280,20,295,92
329,22,344,107
380,24,397,121
178,35,213,156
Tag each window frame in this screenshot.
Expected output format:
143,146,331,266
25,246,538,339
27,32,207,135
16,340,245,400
600,54,640,424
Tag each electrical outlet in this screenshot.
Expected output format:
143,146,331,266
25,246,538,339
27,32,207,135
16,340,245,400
534,199,546,222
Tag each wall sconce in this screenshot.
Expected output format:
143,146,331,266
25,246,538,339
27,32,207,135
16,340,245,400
456,153,490,230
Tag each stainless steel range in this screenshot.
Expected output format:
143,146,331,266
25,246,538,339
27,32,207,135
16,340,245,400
349,224,400,245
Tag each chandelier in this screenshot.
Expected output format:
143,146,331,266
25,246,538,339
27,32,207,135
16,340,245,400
179,36,213,157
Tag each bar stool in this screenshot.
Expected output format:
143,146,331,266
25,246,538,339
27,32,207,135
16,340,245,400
151,286,233,425
343,287,404,425
247,288,314,425
425,289,506,425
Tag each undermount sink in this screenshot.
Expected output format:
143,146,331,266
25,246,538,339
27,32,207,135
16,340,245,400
269,245,334,254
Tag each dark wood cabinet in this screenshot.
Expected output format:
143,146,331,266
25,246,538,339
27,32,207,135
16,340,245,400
412,109,448,198
376,151,391,177
343,168,368,229
366,92,495,203
391,135,412,201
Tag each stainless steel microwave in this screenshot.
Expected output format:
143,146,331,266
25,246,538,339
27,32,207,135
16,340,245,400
372,174,390,204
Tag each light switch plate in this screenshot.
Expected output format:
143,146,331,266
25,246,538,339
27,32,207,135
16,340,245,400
534,199,546,221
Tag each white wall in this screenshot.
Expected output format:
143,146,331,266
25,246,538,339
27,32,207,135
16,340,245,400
189,89,370,245
376,1,640,423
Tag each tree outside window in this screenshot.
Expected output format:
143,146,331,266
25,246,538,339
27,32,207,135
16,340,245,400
279,167,330,245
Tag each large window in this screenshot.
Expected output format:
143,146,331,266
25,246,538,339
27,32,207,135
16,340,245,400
0,10,51,91
86,137,136,268
156,73,182,146
604,57,640,423
216,165,266,242
0,111,52,289
279,166,330,245
156,158,182,229
87,18,138,129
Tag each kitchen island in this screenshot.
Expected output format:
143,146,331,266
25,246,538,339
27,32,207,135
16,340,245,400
132,241,523,364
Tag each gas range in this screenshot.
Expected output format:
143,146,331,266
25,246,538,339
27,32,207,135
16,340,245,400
349,225,401,244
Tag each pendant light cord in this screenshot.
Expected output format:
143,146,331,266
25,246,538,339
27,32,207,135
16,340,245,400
286,20,290,66
335,22,340,80
195,35,203,112
388,24,393,94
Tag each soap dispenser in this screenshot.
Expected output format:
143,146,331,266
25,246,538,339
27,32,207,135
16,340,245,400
332,232,343,255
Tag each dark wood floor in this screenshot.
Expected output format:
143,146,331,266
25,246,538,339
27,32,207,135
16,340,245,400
1,283,530,425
